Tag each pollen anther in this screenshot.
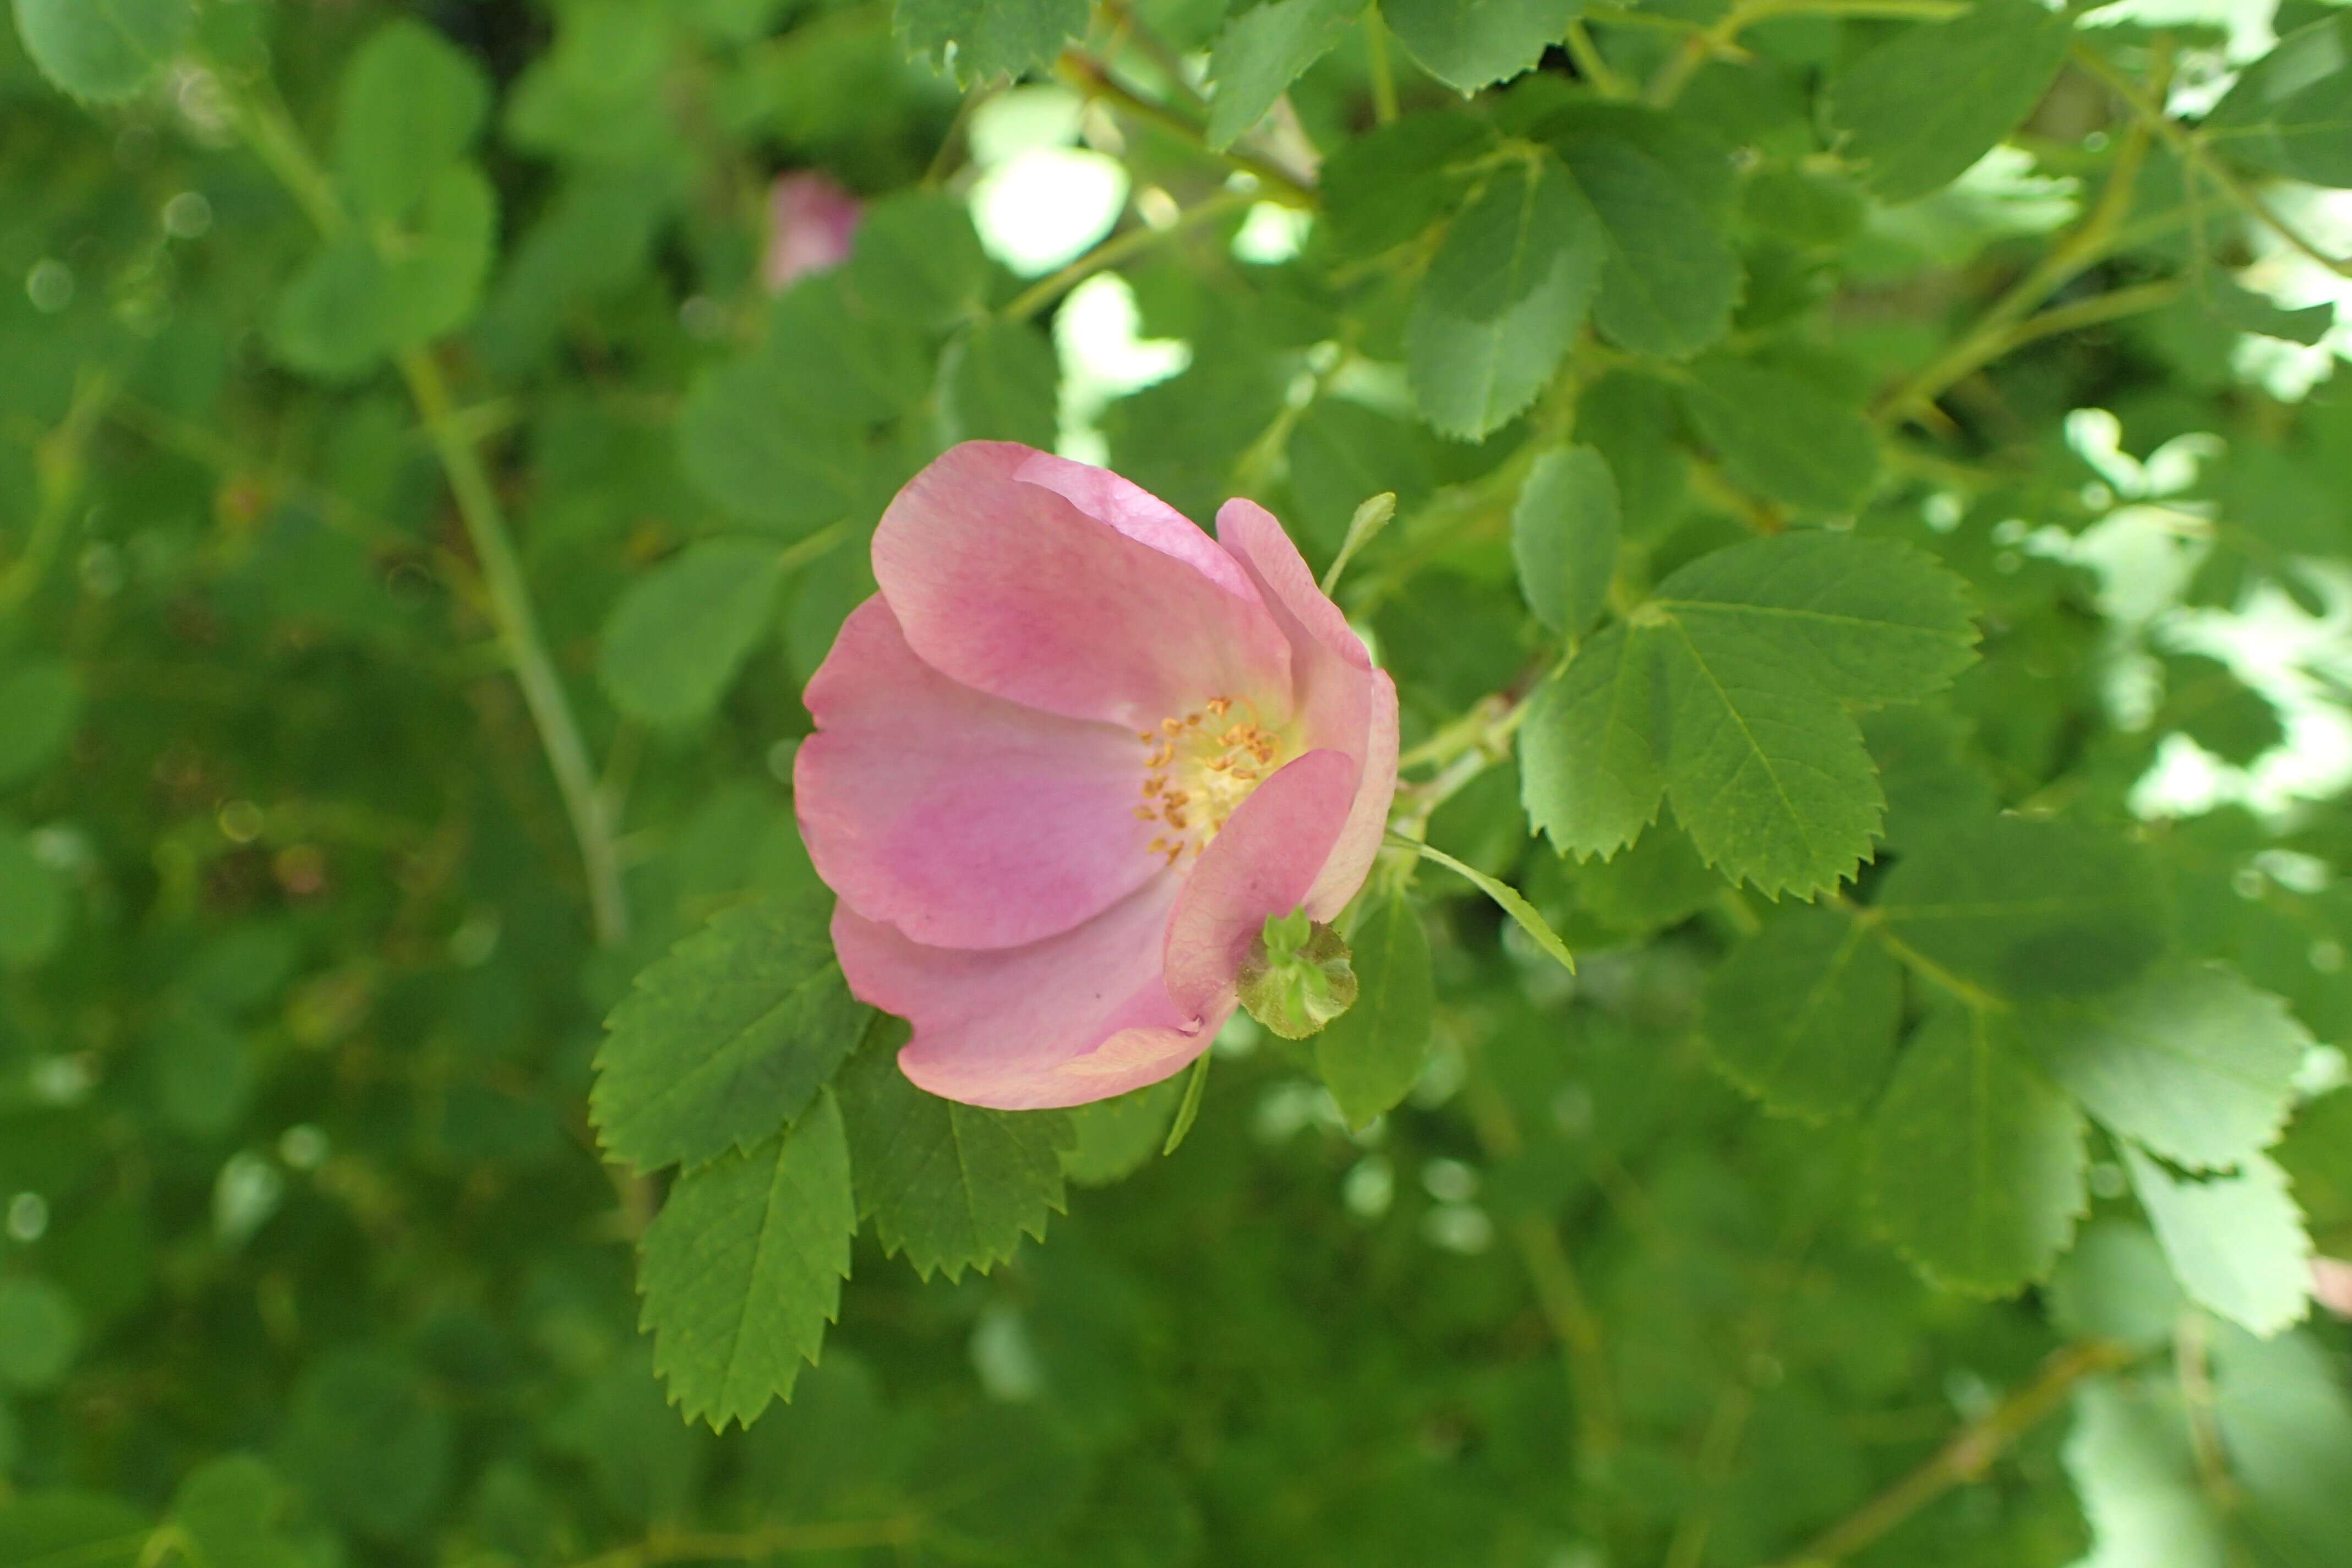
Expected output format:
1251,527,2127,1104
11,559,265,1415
1134,695,1292,865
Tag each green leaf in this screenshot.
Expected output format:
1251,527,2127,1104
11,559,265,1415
2159,651,2284,763
1380,0,1581,92
0,824,67,968
2203,277,2334,345
0,1277,80,1391
2275,1088,2352,1242
2124,1146,2312,1336
847,189,988,331
1519,622,1663,861
894,0,1088,82
1874,818,2171,1003
1867,1008,2087,1295
1163,1052,1212,1155
270,239,395,383
765,276,933,425
678,357,869,537
1205,0,1358,150
380,163,499,345
1408,155,1602,440
1646,614,1884,897
1511,444,1619,638
1061,1077,1185,1187
0,660,79,789
1399,834,1576,974
2049,1219,2187,1352
1647,533,1980,704
639,1093,855,1429
2207,13,2352,188
172,1455,301,1568
1679,357,1881,515
593,893,866,1174
1616,533,1973,894
939,318,1060,451
2063,1379,2228,1568
0,1494,148,1568
1704,905,1901,1121
2022,965,2311,1172
598,539,788,728
1314,893,1436,1130
150,1009,254,1140
1827,0,2073,202
1558,136,1740,359
283,1351,452,1539
10,0,190,102
2208,1325,2352,1560
269,167,497,379
335,18,491,219
836,1035,1073,1281
1318,110,1493,260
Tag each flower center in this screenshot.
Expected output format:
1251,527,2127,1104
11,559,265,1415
1134,697,1291,867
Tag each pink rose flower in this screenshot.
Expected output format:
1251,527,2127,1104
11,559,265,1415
763,171,862,293
795,443,1400,1110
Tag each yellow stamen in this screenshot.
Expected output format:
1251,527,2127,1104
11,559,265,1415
1131,694,1296,866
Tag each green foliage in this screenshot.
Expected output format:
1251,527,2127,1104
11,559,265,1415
9,0,188,102
2125,1149,2313,1336
940,317,1061,448
334,20,491,220
0,1278,79,1391
1678,356,1881,513
2022,966,2310,1172
594,893,865,1174
1826,0,2072,202
1314,892,1436,1128
1510,443,1618,637
1867,1009,2087,1296
895,0,1087,82
8,1,2352,1564
1703,904,1901,1120
1407,153,1601,439
598,539,788,726
2207,13,2352,188
1524,533,1976,893
1381,0,1581,92
1205,0,1359,150
1559,132,1741,358
639,1094,856,1428
837,1031,1074,1280
0,660,78,787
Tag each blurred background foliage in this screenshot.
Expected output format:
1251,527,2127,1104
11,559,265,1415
1,0,2351,1565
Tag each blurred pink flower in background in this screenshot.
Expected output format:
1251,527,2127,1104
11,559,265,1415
795,443,1399,1110
763,170,861,293
2315,1256,2352,1319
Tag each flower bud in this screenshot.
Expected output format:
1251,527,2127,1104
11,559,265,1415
1238,909,1358,1040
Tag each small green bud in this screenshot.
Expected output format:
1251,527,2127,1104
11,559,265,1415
1237,909,1358,1040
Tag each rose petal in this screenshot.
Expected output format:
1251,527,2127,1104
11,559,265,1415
797,598,1164,949
1013,449,1263,602
1162,747,1361,1019
1305,673,1399,917
873,442,1293,731
834,878,1221,1110
1216,499,1401,917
